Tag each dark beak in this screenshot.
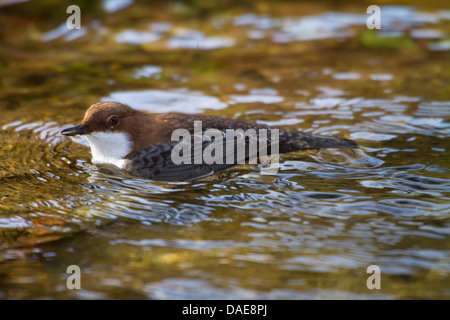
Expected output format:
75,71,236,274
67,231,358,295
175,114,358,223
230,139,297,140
61,124,89,136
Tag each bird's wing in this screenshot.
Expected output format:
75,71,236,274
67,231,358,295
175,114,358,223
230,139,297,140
122,139,211,181
122,130,273,181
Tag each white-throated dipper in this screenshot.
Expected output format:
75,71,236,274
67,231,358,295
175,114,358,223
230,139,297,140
61,102,358,181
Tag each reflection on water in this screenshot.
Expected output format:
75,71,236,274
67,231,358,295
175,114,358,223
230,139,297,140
103,89,228,113
133,66,162,79
114,30,160,44
168,30,235,50
102,0,134,13
0,0,449,299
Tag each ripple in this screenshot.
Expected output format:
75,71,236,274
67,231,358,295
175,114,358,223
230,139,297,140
414,102,450,117
370,74,394,81
103,0,133,13
102,89,228,113
349,132,397,141
410,28,446,39
133,65,162,79
168,32,234,50
234,13,279,29
229,94,284,104
1,1,450,300
256,118,304,126
0,217,32,229
429,40,450,51
333,72,361,80
42,23,88,42
111,238,246,250
114,30,160,44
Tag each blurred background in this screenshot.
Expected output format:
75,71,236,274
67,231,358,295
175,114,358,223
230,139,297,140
0,0,449,299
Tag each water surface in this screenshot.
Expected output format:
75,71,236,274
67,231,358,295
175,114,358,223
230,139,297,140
0,0,449,299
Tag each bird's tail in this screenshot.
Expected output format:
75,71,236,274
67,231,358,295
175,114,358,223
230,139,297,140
278,130,358,153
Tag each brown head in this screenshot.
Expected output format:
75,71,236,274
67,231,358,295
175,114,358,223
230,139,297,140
61,102,159,166
60,102,144,137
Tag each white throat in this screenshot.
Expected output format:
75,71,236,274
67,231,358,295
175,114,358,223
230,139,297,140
84,132,132,169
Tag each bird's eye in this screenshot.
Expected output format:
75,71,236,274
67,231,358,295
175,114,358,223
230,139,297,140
108,116,118,128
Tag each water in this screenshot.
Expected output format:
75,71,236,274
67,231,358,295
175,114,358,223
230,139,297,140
0,0,449,299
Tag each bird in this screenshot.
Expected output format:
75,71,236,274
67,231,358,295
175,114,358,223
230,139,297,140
61,102,358,181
